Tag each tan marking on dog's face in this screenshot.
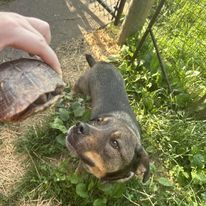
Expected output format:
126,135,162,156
111,131,121,139
83,151,106,178
66,116,148,181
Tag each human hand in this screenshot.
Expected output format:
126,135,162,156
0,12,62,76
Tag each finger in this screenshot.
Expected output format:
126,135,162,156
11,14,49,44
25,17,51,44
11,28,62,76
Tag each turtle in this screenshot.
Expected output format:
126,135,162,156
0,58,66,121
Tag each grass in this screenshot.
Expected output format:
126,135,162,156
153,0,206,109
2,84,205,206
1,86,138,206
1,0,206,205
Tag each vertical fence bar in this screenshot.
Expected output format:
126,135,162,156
149,29,172,93
131,0,165,61
96,0,116,17
114,0,127,25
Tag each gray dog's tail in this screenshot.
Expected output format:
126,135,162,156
85,54,96,67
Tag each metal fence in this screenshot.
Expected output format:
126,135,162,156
132,0,206,94
90,0,127,25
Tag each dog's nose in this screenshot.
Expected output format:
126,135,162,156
76,122,87,134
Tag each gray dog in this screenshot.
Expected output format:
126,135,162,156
66,54,150,182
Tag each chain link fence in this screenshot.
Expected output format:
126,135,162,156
152,0,206,74
90,0,127,25
132,0,206,98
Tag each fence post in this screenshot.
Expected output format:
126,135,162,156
118,0,154,45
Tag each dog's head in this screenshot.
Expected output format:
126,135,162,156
66,114,149,182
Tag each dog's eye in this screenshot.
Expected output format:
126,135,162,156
97,117,103,122
96,117,109,125
110,139,119,149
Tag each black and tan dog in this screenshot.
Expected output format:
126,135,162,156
66,54,150,182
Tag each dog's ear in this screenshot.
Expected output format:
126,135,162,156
135,147,150,183
85,54,96,67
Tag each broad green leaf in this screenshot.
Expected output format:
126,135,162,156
50,117,67,134
64,92,73,100
98,183,113,195
59,108,70,121
72,102,85,117
74,106,85,117
93,198,107,206
71,102,81,110
81,109,91,122
111,183,126,198
77,98,84,104
150,162,157,173
88,180,95,191
56,134,66,146
76,183,89,198
106,55,119,63
99,183,125,198
191,170,206,185
68,174,80,184
190,154,205,169
158,177,174,187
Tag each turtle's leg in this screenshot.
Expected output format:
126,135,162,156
52,85,64,95
34,94,47,104
34,85,64,105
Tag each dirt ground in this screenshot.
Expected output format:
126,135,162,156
0,28,120,205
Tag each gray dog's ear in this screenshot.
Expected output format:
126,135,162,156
135,147,150,183
85,54,96,67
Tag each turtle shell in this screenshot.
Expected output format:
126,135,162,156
0,58,65,121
